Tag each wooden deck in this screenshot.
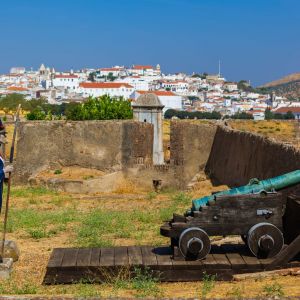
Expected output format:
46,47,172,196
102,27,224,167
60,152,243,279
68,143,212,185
43,244,300,284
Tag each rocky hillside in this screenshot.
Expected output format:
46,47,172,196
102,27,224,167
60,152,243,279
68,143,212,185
261,73,300,100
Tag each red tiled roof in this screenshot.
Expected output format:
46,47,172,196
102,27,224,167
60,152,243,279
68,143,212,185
274,107,300,113
55,75,78,79
133,65,153,70
80,82,133,89
137,90,176,96
7,86,28,91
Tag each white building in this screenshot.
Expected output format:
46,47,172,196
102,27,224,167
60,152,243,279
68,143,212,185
128,65,161,76
224,82,238,92
132,90,182,112
10,67,26,74
79,82,134,99
119,76,150,91
52,74,79,91
99,67,125,77
161,81,189,94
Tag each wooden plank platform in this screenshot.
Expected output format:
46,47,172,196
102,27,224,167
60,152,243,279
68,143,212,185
43,244,300,284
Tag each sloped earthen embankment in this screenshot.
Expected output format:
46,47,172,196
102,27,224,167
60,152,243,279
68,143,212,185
206,125,300,187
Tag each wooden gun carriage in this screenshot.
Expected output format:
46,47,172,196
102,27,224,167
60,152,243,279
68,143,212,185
161,170,300,261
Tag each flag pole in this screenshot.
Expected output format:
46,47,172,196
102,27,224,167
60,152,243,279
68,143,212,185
0,104,21,263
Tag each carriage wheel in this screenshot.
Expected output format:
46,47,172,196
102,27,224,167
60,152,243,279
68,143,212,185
247,222,284,259
179,227,211,260
241,235,247,244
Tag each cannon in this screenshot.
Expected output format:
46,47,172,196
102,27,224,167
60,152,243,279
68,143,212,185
160,170,300,261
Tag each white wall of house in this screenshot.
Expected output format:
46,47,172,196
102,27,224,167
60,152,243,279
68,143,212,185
79,83,134,99
52,75,79,91
119,77,150,91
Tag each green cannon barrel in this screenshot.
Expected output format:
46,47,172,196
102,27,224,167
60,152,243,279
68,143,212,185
191,170,300,212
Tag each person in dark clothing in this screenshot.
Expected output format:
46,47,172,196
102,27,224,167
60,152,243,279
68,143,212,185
0,154,13,212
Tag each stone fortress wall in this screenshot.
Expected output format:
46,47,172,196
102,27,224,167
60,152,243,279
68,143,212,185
14,120,153,185
14,120,300,191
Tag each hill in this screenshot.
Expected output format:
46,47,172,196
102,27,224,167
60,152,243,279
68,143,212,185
261,73,300,100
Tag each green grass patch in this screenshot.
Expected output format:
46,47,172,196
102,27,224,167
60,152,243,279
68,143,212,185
262,282,284,297
9,186,56,198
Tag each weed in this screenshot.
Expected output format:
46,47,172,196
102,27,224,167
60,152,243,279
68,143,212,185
15,282,38,295
146,191,157,200
201,272,216,299
75,283,101,298
159,205,175,221
131,267,161,298
10,186,54,198
227,285,244,299
262,282,284,297
83,175,94,180
132,209,156,224
28,228,48,239
28,198,38,205
54,169,62,175
172,192,191,206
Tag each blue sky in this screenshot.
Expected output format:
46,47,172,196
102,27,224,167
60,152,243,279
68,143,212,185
0,0,299,86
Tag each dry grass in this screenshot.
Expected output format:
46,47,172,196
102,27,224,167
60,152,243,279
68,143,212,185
37,166,105,181
113,178,143,194
229,120,298,145
0,183,298,298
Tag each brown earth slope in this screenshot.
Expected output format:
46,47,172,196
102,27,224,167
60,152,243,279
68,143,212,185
261,73,300,99
263,73,300,88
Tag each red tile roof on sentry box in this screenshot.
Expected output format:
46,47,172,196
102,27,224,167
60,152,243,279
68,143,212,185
80,82,133,89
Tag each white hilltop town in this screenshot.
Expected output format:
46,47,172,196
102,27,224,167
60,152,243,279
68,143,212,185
1,63,300,120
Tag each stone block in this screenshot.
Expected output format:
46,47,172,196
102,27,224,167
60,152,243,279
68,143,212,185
0,240,20,262
0,258,13,280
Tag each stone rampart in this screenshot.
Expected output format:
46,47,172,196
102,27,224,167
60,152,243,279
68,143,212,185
14,120,153,183
206,125,300,187
170,121,218,187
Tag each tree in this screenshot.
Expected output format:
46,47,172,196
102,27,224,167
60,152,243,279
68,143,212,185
0,94,26,116
88,72,96,82
265,108,274,120
106,72,117,81
191,73,201,78
164,109,221,120
284,111,295,120
66,95,133,120
26,108,47,120
231,111,254,119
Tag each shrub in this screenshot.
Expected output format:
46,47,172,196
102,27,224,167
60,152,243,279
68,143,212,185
164,109,221,120
66,95,133,120
26,109,47,120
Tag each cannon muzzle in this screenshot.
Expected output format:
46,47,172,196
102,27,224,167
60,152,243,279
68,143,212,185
191,170,300,212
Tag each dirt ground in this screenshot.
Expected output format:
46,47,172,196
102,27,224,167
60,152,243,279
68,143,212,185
37,166,105,181
0,179,298,298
